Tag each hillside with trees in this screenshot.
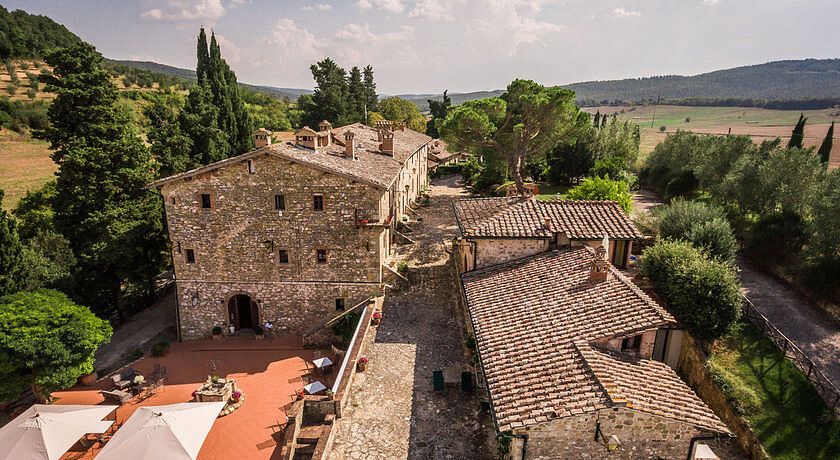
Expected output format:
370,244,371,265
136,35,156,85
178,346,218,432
0,6,82,60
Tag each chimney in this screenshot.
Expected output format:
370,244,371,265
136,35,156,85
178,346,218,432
318,120,332,132
344,130,355,158
589,243,610,282
543,217,551,231
253,128,272,149
379,128,394,155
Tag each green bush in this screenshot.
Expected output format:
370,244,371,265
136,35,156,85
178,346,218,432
397,260,408,273
5,84,16,96
746,211,807,266
659,125,667,132
331,310,361,345
431,163,462,178
642,240,742,341
653,200,737,262
687,218,738,263
212,325,222,335
150,341,170,357
567,176,632,213
130,348,144,361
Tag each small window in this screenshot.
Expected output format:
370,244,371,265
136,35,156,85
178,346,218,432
185,249,196,263
278,249,289,264
313,195,324,211
200,193,212,209
316,249,327,264
247,160,256,174
335,298,345,311
621,335,641,352
274,194,286,211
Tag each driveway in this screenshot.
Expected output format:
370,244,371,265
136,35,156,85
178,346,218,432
329,176,495,460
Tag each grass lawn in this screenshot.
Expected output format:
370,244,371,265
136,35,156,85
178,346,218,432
708,322,840,459
535,183,569,201
0,129,55,210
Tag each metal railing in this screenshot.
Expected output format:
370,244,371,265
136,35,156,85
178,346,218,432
741,295,840,416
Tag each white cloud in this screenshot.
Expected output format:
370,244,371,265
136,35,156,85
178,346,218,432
264,18,321,60
465,1,562,57
409,0,460,21
611,7,641,18
213,34,241,65
301,3,332,11
140,0,226,22
701,0,720,5
355,0,405,14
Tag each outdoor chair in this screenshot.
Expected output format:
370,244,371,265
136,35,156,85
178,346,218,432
111,367,137,390
432,370,444,392
101,389,131,404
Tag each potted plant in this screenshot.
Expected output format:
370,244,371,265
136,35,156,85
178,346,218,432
212,326,223,340
357,356,369,372
357,218,368,226
371,311,382,325
296,389,305,400
211,375,220,384
231,390,242,403
253,325,264,340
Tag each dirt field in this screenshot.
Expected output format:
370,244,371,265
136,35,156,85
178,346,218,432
0,129,55,210
582,105,840,166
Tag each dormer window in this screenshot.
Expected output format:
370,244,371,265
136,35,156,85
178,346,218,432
621,335,641,352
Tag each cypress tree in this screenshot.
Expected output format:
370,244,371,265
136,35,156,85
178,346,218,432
818,121,834,163
593,111,601,128
347,66,365,124
196,28,210,84
0,189,25,296
40,43,165,309
600,115,607,129
144,97,193,176
363,65,378,117
180,83,227,166
426,90,451,137
788,113,807,148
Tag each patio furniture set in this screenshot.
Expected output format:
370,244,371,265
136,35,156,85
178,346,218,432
100,364,167,404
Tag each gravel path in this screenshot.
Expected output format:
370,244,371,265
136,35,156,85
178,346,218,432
329,176,495,460
631,190,840,389
94,289,177,374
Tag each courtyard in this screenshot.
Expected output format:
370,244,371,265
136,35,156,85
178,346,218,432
329,176,496,459
52,336,335,459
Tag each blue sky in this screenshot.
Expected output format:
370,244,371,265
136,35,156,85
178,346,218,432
4,0,839,94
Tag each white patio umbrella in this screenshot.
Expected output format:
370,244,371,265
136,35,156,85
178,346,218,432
0,404,116,460
96,402,225,460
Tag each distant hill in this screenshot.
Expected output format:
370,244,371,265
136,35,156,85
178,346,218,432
565,59,840,104
110,60,313,100
0,5,83,59
410,59,840,111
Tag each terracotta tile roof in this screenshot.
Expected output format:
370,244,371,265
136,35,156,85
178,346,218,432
453,197,643,240
575,342,730,434
462,247,691,432
148,123,431,190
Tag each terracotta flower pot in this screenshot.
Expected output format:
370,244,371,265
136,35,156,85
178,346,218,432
79,372,98,386
357,361,367,372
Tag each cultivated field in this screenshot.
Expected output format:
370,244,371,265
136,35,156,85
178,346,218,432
582,105,840,166
0,128,55,210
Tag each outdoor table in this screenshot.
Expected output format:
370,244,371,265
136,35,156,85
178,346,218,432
312,357,334,375
303,381,327,395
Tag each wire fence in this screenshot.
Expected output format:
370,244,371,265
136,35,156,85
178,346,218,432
740,295,840,416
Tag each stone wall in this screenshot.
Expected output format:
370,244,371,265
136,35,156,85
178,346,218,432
161,154,386,284
176,280,377,339
474,238,549,268
517,407,737,460
678,334,769,460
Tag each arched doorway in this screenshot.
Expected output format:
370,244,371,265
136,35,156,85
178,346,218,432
228,294,258,331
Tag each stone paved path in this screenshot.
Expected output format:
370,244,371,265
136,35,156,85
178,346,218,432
631,190,840,389
330,176,495,460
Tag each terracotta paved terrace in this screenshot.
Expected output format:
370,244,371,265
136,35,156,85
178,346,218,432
52,337,335,460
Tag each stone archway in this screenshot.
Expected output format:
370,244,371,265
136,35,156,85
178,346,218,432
227,294,258,331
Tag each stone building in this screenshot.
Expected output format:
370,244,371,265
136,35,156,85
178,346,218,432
453,197,644,270
148,121,430,340
460,247,734,459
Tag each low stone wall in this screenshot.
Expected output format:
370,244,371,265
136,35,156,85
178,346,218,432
678,334,769,460
333,297,379,415
279,400,304,460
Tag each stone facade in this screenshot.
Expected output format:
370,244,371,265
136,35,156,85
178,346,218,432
513,407,735,460
156,129,429,340
474,238,549,268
